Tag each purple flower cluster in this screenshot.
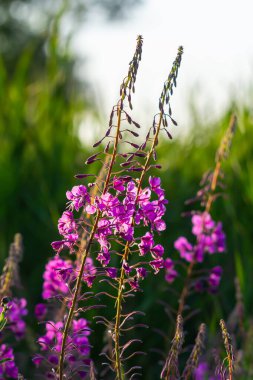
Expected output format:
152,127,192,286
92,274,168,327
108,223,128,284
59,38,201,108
94,177,167,268
194,265,223,294
51,177,170,291
0,298,28,340
0,344,18,379
80,257,97,288
34,303,47,321
34,318,91,378
174,212,226,263
208,266,223,293
194,362,221,380
42,256,97,301
51,185,92,253
164,258,177,283
66,185,91,212
94,177,170,289
52,211,79,253
42,256,73,299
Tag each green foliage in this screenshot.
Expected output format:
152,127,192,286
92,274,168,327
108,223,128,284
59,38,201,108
0,19,91,305
0,310,7,332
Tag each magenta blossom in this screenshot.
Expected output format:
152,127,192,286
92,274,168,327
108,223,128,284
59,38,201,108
194,362,221,380
136,267,147,279
0,344,19,379
66,185,90,211
37,318,91,370
192,212,215,236
149,258,164,274
42,257,73,299
208,266,223,293
58,211,77,237
113,177,125,192
35,304,47,321
1,298,28,340
80,257,97,288
138,232,154,255
164,258,177,283
175,213,226,263
174,237,193,262
105,267,118,279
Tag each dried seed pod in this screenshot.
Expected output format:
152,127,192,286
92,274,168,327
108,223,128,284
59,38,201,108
220,319,234,380
161,314,184,380
0,234,23,297
182,323,206,379
93,138,104,148
85,153,101,164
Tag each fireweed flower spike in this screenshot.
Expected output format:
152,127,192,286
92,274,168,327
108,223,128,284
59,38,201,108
176,114,237,316
34,155,110,376
0,344,19,379
107,46,183,380
47,35,145,380
160,116,236,380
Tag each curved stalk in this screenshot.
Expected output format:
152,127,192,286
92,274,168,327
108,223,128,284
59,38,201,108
177,159,224,317
58,214,100,379
58,105,122,380
177,114,237,316
114,111,163,379
113,45,184,377
58,35,143,379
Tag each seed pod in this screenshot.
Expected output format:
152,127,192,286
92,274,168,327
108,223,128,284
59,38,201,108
93,138,104,148
164,129,173,139
170,117,177,126
75,174,95,179
85,153,100,164
127,130,139,137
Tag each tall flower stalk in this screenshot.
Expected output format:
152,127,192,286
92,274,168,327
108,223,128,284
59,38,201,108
110,46,183,380
177,114,237,316
56,35,144,380
160,115,236,380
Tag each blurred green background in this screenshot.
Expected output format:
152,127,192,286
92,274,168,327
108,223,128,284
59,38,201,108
0,1,253,378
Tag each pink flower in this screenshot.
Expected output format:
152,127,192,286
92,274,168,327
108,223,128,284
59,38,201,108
1,298,28,340
151,244,164,258
136,267,147,279
113,177,125,192
208,266,223,293
35,304,47,321
149,258,164,274
0,344,18,378
42,257,72,299
138,232,154,255
174,237,193,262
164,258,177,283
66,185,90,211
192,212,215,236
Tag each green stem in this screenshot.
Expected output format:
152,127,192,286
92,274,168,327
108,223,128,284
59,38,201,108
114,111,164,378
177,152,223,316
58,103,122,380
